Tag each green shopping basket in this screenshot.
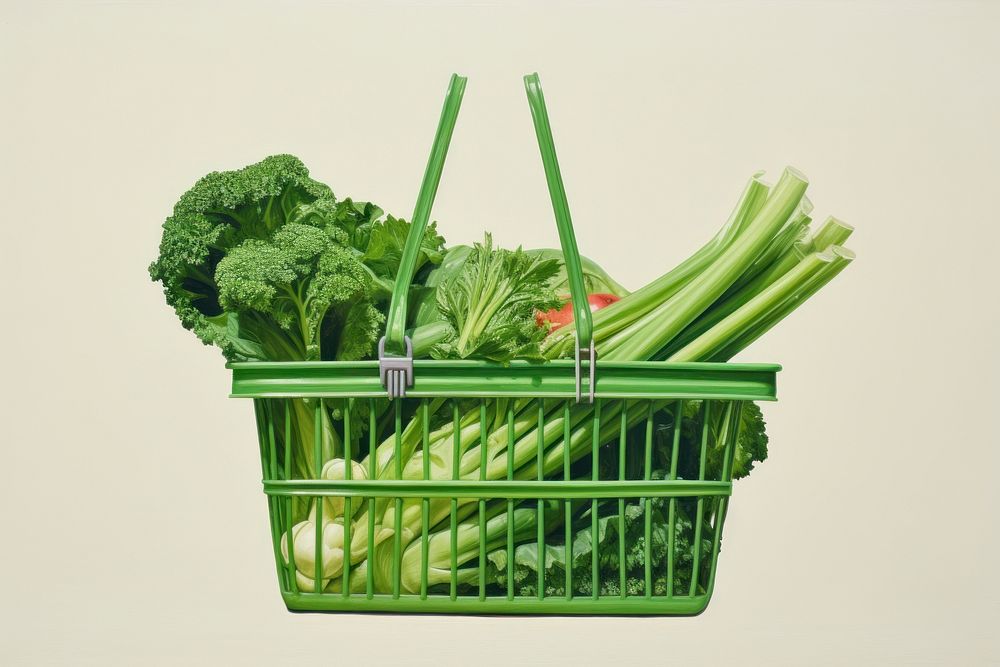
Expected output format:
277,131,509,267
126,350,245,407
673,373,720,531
229,74,779,615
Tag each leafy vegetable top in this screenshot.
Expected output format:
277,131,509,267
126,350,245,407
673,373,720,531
149,154,337,359
677,400,769,481
149,155,445,361
430,234,563,362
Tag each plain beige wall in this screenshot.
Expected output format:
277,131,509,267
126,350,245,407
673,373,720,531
2,1,998,664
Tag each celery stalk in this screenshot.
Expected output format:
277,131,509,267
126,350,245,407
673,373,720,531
735,196,812,290
602,167,810,361
669,247,854,362
395,503,561,594
709,246,854,361
750,240,813,290
810,216,854,251
540,173,771,358
656,220,824,360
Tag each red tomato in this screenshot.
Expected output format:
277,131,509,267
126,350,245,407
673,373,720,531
586,293,620,311
536,293,620,331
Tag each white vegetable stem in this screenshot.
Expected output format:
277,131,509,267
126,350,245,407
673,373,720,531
280,514,344,592
319,458,367,519
280,457,365,589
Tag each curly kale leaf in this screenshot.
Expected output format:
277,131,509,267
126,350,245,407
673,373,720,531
481,400,767,597
484,498,714,598
730,402,769,479
675,401,769,481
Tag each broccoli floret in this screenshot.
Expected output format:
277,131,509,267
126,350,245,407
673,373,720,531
214,223,382,361
148,154,427,363
149,154,340,360
150,155,448,483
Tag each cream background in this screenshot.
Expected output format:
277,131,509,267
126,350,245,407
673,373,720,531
1,1,998,664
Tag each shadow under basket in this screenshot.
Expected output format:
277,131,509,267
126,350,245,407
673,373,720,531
230,359,778,615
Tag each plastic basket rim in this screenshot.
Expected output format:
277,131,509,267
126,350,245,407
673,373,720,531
227,359,781,372
228,359,780,401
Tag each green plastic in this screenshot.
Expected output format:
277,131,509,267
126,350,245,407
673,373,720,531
384,74,467,355
234,375,774,614
523,73,594,346
228,74,781,616
231,360,778,400
384,73,595,357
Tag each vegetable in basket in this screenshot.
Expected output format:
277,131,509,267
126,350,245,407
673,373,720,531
151,154,853,596
423,233,564,361
148,155,445,479
536,292,620,331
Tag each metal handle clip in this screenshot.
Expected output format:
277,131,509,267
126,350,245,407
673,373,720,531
575,338,597,404
379,336,414,399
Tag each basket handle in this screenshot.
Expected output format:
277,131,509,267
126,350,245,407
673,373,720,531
380,73,595,400
522,72,594,348
382,73,467,357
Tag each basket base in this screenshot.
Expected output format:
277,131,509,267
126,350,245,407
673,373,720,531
280,591,714,616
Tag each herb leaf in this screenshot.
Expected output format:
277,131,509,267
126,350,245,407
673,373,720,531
432,234,563,362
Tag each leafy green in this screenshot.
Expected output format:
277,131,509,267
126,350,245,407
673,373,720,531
430,234,563,362
524,248,630,298
725,402,769,480
671,401,769,481
405,245,629,359
480,401,765,596
484,498,713,598
363,215,445,292
409,245,473,330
